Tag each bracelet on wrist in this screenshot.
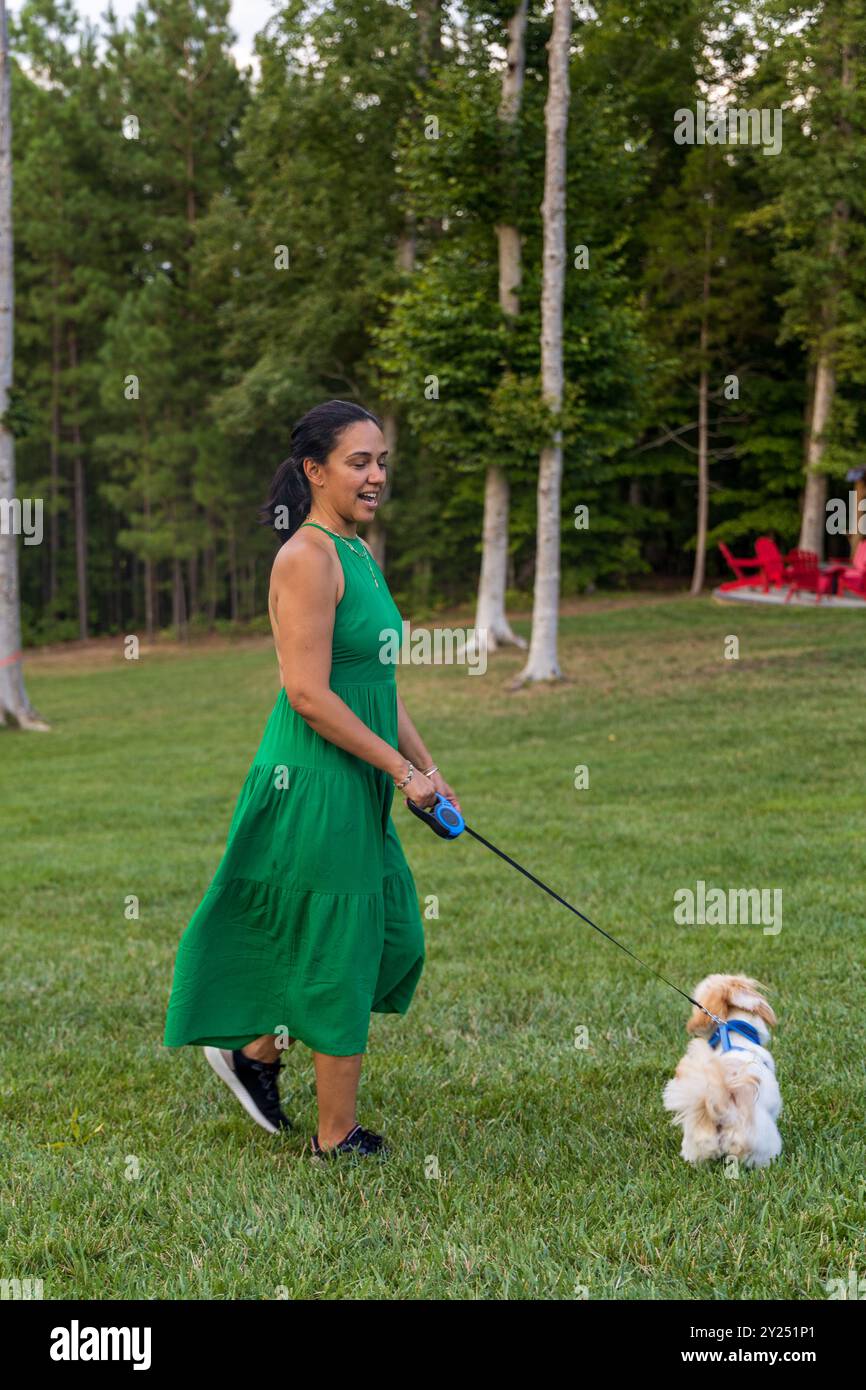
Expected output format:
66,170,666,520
394,761,415,789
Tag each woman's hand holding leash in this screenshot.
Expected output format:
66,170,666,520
393,760,437,809
393,760,461,816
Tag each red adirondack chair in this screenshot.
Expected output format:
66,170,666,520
718,536,789,592
785,549,833,603
754,537,790,589
718,542,765,589
839,543,866,599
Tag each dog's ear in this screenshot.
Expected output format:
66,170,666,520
685,975,730,1033
686,973,777,1031
728,975,777,1028
685,1003,710,1034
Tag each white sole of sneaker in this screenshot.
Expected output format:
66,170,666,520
203,1046,280,1134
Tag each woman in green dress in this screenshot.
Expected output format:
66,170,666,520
163,400,461,1159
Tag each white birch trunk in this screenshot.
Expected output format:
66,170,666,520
799,225,841,558
474,0,529,657
0,0,48,729
514,0,570,686
799,350,834,556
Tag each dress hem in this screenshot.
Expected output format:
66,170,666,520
162,998,410,1057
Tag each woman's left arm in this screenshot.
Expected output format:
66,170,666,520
396,691,462,813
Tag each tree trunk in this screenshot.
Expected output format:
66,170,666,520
514,0,570,686
475,1,529,655
204,529,217,626
416,0,442,79
228,524,239,622
798,38,851,558
690,364,710,594
690,219,712,596
369,7,442,575
0,0,48,729
66,328,88,639
131,554,139,630
172,541,188,640
799,348,834,556
188,545,198,621
245,555,256,619
148,559,158,636
142,488,155,637
474,466,522,657
49,273,61,606
852,477,866,558
412,443,434,605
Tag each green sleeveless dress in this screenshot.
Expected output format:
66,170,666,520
162,520,426,1057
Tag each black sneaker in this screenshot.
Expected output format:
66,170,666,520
204,1046,292,1133
310,1123,387,1160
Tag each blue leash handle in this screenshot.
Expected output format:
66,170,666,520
406,793,465,839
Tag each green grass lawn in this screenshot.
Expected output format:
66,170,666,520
2,594,864,1300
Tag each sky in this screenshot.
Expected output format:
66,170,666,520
11,1,280,73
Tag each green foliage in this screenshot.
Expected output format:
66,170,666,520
11,0,866,641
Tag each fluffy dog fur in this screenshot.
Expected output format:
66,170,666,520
662,974,782,1168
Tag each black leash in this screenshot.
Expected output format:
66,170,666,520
407,794,721,1025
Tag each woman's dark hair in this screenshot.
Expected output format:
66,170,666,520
259,399,383,541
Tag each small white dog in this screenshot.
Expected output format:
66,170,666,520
662,974,782,1168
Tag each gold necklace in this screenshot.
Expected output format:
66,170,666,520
302,520,379,588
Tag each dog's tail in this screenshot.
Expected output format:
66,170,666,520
662,1039,761,1163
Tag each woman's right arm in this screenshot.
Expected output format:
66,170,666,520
271,539,438,806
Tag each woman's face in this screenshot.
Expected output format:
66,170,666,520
314,419,388,525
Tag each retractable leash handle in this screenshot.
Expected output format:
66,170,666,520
406,793,465,840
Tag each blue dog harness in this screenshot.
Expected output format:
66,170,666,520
707,1019,762,1053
